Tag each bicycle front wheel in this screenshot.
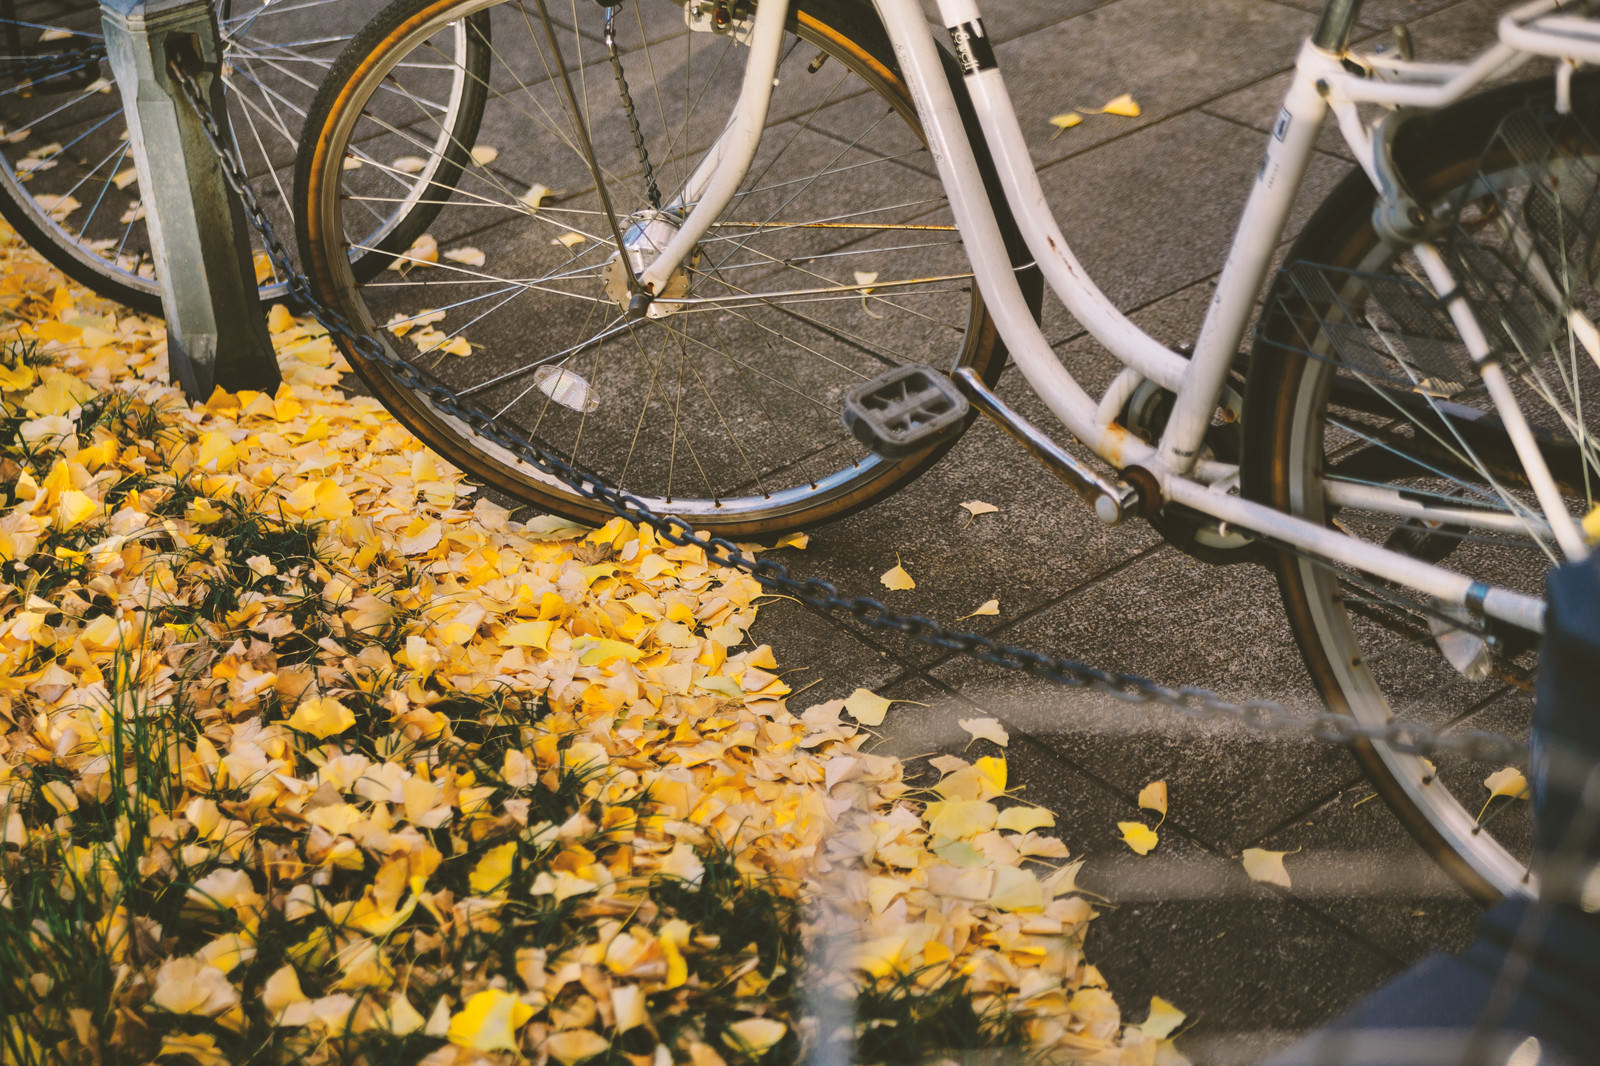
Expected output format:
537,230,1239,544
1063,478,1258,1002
1245,78,1600,900
295,0,1018,536
0,0,482,312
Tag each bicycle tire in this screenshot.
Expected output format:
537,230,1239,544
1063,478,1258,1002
295,0,1034,537
0,0,486,313
1244,75,1600,901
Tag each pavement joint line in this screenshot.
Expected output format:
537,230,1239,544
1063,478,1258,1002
912,540,1173,675
1250,772,1377,847
796,538,1176,690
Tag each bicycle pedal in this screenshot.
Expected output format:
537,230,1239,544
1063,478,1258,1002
842,363,969,459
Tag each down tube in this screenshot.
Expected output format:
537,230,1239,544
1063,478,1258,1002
870,0,1155,468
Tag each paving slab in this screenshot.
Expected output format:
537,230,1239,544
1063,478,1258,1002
995,0,1319,169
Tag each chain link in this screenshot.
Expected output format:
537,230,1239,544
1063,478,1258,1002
2,45,105,86
165,60,1525,767
604,5,663,212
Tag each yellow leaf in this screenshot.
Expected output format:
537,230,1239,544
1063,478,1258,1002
853,935,906,978
1585,503,1600,544
443,247,486,268
469,841,517,894
262,965,307,1016
1241,847,1294,888
149,957,240,1016
974,756,1006,795
0,362,35,391
1099,92,1142,117
22,369,94,416
842,687,893,726
552,232,585,248
1138,780,1168,825
724,1018,787,1055
113,166,139,190
519,183,551,211
285,696,356,739
958,716,1008,747
56,490,98,531
1479,766,1530,821
576,637,645,666
546,1030,610,1065
387,232,438,272
1049,112,1083,139
995,805,1054,834
659,919,691,988
928,799,998,840
446,989,532,1051
392,155,428,174
989,864,1045,911
252,252,274,284
960,499,999,517
961,598,1000,619
880,555,915,591
773,531,809,549
470,145,500,166
1138,996,1186,1040
1118,821,1158,856
502,620,556,650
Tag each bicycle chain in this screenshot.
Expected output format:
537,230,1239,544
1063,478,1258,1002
604,5,663,212
166,60,1525,767
1,45,105,86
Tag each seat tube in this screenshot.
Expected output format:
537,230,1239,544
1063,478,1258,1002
1313,0,1365,53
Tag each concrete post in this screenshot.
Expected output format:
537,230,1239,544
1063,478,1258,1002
99,0,280,399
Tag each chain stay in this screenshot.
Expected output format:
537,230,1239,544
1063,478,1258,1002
165,62,1522,767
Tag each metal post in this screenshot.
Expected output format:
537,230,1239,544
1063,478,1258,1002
99,0,280,399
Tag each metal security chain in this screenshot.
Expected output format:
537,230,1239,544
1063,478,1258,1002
167,60,1524,767
1,44,105,85
605,5,662,211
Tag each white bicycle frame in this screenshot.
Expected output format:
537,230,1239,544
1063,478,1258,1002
651,0,1600,635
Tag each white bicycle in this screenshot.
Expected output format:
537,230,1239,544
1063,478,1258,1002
292,0,1600,901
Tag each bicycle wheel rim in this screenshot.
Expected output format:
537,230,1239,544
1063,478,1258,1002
0,0,412,309
297,0,998,536
1253,94,1600,899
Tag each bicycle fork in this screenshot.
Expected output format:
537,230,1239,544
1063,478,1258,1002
547,0,792,319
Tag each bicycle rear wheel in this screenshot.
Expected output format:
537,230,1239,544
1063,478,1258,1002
1245,77,1600,900
0,0,482,312
295,0,1023,536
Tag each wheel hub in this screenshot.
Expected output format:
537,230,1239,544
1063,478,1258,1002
602,209,700,316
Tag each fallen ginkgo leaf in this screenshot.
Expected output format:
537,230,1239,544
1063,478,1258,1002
958,716,1008,747
961,598,999,619
1241,846,1295,889
1479,766,1530,821
1098,93,1141,117
880,556,916,591
1049,112,1083,139
1138,995,1186,1040
843,687,894,726
1138,779,1168,825
1118,820,1158,856
996,805,1055,834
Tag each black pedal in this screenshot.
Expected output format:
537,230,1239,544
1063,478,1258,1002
841,363,969,459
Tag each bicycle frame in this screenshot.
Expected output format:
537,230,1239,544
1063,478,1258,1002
649,0,1600,635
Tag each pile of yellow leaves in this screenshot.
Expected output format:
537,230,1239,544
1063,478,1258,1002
0,221,1178,1066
